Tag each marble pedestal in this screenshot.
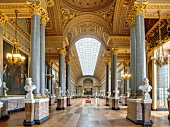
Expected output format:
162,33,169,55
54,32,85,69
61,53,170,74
67,97,71,106
0,97,9,119
168,98,170,119
49,95,56,106
105,97,110,106
122,96,128,106
119,96,122,103
34,98,50,124
126,98,143,124
109,97,120,110
23,99,35,126
141,100,152,127
56,97,67,110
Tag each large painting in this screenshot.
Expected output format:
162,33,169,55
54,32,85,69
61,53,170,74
3,41,28,95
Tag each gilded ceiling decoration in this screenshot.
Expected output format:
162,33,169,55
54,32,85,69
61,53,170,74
61,0,115,12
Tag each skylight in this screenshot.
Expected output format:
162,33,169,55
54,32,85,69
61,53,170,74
75,38,101,76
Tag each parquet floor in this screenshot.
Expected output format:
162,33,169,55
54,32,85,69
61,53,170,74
0,98,169,127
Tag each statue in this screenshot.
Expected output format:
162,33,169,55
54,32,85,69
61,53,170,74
45,89,50,97
107,91,111,98
24,78,36,100
58,87,62,98
139,78,152,100
113,89,119,98
126,89,131,97
0,79,2,88
66,89,71,97
2,82,8,96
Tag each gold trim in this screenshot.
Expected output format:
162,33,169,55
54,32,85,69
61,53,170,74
57,48,66,55
134,1,148,15
66,60,71,65
0,12,8,26
111,48,119,55
27,1,42,16
105,59,111,65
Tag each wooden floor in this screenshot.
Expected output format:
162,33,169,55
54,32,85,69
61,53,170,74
0,98,169,127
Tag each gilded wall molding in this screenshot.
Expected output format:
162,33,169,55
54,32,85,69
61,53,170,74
0,12,8,25
45,0,55,7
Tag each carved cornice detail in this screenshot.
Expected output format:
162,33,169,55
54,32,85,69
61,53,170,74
107,36,130,47
0,12,8,25
40,7,49,24
146,4,170,10
57,48,66,55
45,0,55,7
134,1,148,15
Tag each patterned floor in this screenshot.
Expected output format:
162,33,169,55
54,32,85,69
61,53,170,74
0,98,169,127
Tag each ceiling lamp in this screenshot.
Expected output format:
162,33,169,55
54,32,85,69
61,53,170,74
121,60,131,80
6,10,25,65
151,10,170,67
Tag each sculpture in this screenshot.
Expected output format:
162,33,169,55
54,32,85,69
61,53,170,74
58,87,62,97
113,89,119,98
126,89,131,97
139,78,152,100
2,82,8,96
45,89,50,97
24,78,36,100
66,89,71,97
0,79,2,88
107,91,111,98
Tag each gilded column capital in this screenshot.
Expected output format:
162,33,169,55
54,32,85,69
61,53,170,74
110,48,119,55
126,6,136,26
105,59,111,65
57,48,66,55
27,1,42,16
66,60,71,65
0,12,8,26
134,1,148,15
40,8,49,25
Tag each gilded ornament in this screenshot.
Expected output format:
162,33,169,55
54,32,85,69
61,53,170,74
27,1,42,16
45,0,55,7
111,48,119,55
134,1,148,15
57,48,66,55
0,12,8,26
41,8,49,24
105,59,111,65
66,60,71,65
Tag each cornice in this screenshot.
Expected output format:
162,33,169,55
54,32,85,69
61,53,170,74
107,36,130,47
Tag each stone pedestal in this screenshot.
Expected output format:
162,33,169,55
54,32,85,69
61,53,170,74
67,97,71,106
105,97,110,106
141,99,152,127
122,96,128,106
23,99,35,126
109,97,120,110
168,98,170,119
49,95,56,106
119,96,122,103
0,98,9,119
126,98,143,124
56,97,67,110
34,98,50,124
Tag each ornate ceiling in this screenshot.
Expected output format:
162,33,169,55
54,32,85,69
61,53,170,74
1,0,170,84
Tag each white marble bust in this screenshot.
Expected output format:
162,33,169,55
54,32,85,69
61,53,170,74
139,78,152,100
2,82,8,96
113,89,119,98
24,78,36,100
107,91,111,98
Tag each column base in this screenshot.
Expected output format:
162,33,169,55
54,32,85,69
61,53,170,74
142,120,153,127
57,97,67,110
67,97,71,106
126,116,143,125
112,107,120,110
34,115,50,125
23,120,35,126
67,104,71,106
105,97,110,106
56,107,65,110
0,114,9,119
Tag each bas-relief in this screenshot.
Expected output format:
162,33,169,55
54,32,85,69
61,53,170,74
3,41,28,95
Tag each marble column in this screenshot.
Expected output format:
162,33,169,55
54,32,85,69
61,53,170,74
110,48,120,110
47,63,52,94
58,49,66,95
66,60,71,94
130,24,136,96
29,13,41,96
0,14,7,95
111,49,119,96
40,21,46,96
105,60,110,95
66,60,71,106
135,13,146,94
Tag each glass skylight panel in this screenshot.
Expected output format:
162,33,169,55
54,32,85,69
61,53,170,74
75,38,101,76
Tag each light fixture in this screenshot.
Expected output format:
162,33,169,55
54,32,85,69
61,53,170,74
121,60,131,80
151,10,170,67
6,10,25,65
